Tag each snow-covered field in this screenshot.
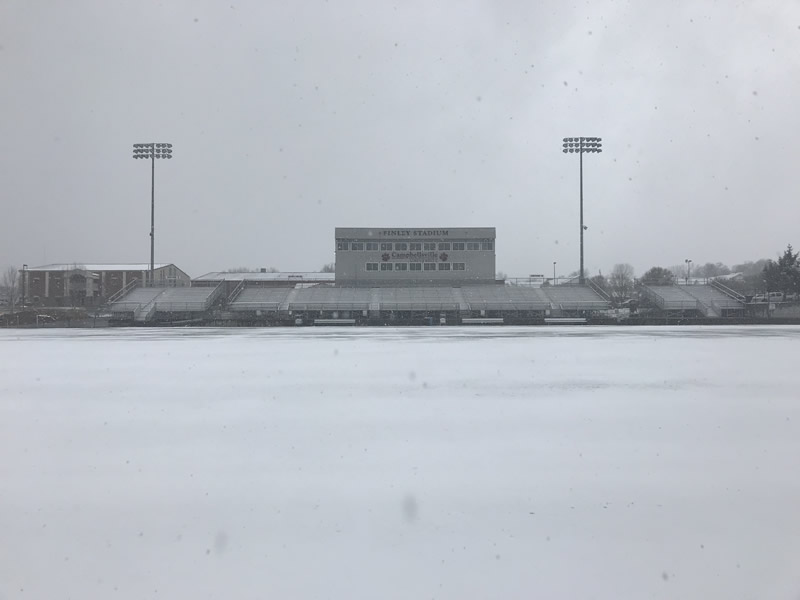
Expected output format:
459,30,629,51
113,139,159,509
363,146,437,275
1,325,800,599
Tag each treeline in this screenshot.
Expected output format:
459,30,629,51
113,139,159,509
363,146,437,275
591,245,799,302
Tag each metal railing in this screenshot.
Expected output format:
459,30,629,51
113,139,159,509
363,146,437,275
228,301,285,312
678,286,716,316
710,279,746,303
639,284,700,311
227,280,245,304
505,277,545,287
153,301,210,312
107,278,139,304
555,300,613,310
374,302,461,312
206,281,225,308
135,302,157,322
466,301,551,311
109,301,142,314
586,278,612,302
289,302,372,311
636,284,664,309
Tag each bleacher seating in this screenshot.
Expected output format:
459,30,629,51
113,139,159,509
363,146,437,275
289,287,372,311
540,285,610,310
375,287,460,311
230,288,292,311
109,287,165,313
642,286,698,310
677,285,744,310
227,283,610,313
112,281,612,320
153,287,219,312
462,286,550,310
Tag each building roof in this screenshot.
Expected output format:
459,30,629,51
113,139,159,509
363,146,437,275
194,271,336,283
335,227,495,239
27,263,173,272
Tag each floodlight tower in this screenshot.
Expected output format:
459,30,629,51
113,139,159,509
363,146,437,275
132,143,173,286
562,137,602,284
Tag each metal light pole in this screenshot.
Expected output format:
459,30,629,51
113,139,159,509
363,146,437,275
562,137,602,284
685,259,692,284
132,143,173,286
21,264,27,308
553,261,557,286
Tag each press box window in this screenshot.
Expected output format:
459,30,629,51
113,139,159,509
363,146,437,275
452,242,465,251
395,242,408,251
351,242,364,251
423,263,436,271
380,263,393,271
410,263,422,271
380,242,392,251
466,242,481,250
453,263,466,271
337,241,349,251
482,241,494,250
366,242,379,251
395,263,408,271
410,242,422,251
366,263,379,271
438,263,451,271
423,242,436,251
438,242,450,251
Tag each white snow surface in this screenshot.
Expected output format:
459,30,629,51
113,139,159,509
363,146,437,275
1,325,799,600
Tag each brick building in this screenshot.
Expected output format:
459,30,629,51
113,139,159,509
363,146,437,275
21,263,190,307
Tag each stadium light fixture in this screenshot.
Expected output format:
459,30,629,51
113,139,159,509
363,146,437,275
132,143,173,286
562,136,602,284
685,258,692,284
553,261,557,286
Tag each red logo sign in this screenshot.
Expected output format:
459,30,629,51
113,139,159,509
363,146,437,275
439,252,449,262
382,253,390,262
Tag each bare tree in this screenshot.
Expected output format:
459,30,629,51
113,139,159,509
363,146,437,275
319,263,335,273
608,263,635,303
3,266,19,313
640,266,675,286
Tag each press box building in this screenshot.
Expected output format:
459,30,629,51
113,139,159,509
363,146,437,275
334,227,496,286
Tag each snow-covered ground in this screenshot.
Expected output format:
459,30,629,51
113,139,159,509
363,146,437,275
1,326,799,600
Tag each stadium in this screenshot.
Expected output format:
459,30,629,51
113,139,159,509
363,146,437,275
93,226,613,326
16,226,783,327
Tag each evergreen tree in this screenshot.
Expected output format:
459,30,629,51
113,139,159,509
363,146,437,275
763,245,800,295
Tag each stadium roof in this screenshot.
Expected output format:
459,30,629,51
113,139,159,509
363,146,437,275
27,263,173,272
194,271,336,282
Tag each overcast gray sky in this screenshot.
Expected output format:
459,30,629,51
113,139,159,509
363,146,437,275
2,0,799,278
